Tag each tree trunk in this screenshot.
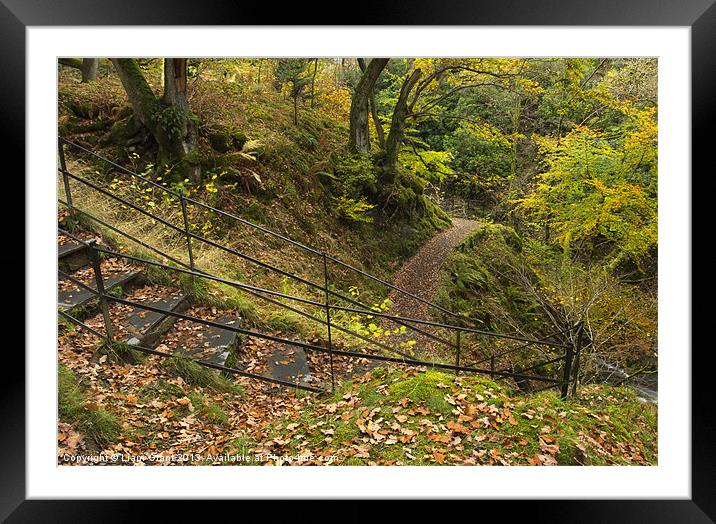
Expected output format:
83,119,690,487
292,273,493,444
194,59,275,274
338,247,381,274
111,58,200,183
310,58,318,108
162,58,200,181
59,58,98,82
368,95,385,149
111,58,159,127
80,58,98,82
359,58,386,149
349,58,389,153
163,58,189,111
383,68,423,183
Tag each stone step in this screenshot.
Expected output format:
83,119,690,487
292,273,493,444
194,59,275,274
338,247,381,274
171,315,242,367
58,241,86,258
58,270,141,310
266,344,312,385
122,292,188,347
58,239,90,272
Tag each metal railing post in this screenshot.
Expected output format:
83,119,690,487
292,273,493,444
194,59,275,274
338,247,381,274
180,195,195,271
454,330,461,375
58,139,74,211
571,322,584,397
560,329,575,400
322,252,335,392
88,240,113,343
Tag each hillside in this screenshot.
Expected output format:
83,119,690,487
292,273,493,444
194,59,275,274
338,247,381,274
56,57,659,467
58,66,450,302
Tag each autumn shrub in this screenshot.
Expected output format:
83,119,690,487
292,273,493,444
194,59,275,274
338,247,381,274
436,223,657,374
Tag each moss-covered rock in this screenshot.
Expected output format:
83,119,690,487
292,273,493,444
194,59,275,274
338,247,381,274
232,130,248,149
64,99,101,119
207,128,232,153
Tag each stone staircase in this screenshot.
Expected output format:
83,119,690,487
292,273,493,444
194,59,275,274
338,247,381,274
57,227,314,389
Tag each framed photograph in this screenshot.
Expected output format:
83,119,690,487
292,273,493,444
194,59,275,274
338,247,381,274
6,0,710,519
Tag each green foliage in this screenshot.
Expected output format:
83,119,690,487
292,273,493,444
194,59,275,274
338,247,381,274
399,148,455,184
331,152,378,197
443,121,513,197
517,115,657,270
275,59,312,98
334,195,375,224
152,104,188,141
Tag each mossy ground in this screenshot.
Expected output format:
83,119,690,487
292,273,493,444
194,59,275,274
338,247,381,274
257,367,657,465
59,321,655,467
58,364,122,447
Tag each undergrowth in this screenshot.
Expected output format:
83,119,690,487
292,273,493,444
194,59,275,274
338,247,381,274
58,364,122,446
160,352,243,395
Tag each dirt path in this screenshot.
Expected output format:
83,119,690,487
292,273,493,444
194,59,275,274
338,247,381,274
385,218,481,354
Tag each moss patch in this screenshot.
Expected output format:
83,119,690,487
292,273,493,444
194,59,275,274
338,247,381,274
260,367,657,465
160,353,243,395
58,364,121,446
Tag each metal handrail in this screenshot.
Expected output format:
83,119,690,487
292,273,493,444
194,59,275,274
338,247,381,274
58,224,415,361
61,137,476,325
63,263,562,386
57,309,323,393
61,137,563,350
83,240,567,351
60,165,555,349
58,139,583,397
61,160,448,349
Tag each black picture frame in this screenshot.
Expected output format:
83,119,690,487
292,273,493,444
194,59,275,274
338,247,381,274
4,0,710,519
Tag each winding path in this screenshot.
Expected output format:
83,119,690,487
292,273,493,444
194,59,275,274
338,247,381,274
386,218,481,353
